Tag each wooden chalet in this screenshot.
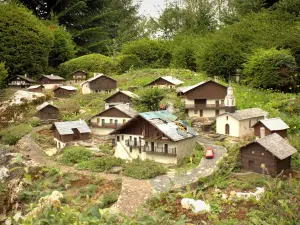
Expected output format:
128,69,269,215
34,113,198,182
252,118,289,138
146,76,184,89
240,133,297,176
81,73,117,94
53,86,77,98
110,111,197,164
39,74,65,90
52,119,91,149
36,102,59,122
176,80,227,118
104,91,139,109
27,85,44,93
8,75,36,88
71,70,88,82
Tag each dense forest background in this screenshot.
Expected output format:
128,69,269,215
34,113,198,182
0,0,300,92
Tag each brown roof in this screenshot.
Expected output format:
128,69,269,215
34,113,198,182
176,80,226,94
104,91,139,101
15,75,36,83
70,70,88,75
40,75,65,81
81,74,116,86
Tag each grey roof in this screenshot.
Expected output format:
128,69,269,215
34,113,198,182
36,102,57,111
57,86,77,91
27,85,43,90
114,104,138,118
160,76,184,85
254,118,289,131
81,74,116,86
120,91,139,99
256,133,297,160
219,108,268,120
16,75,36,83
53,120,91,135
41,75,65,81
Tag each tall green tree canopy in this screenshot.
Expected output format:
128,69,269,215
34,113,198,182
0,4,53,77
17,0,140,55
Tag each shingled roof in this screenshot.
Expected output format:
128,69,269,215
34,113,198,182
27,85,43,90
53,120,91,135
255,133,297,160
93,104,137,119
40,75,65,81
253,118,289,131
16,75,36,83
218,108,268,120
36,102,57,111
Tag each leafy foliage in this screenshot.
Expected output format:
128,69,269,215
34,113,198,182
76,156,124,172
0,124,33,145
0,62,8,89
60,147,92,166
123,159,168,179
0,4,53,76
133,87,166,112
243,48,298,92
116,54,143,73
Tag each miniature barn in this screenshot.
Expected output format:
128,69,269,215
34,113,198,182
81,73,117,94
252,118,289,138
36,102,59,122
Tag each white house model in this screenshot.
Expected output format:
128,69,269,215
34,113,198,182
110,110,198,164
216,85,268,137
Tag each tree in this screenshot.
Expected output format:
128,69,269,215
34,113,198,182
243,48,299,92
0,4,53,77
0,62,8,88
17,0,140,55
133,88,166,112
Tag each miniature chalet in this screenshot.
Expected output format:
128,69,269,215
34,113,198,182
36,102,59,122
90,104,137,135
110,110,198,165
146,76,184,89
252,118,289,138
240,133,296,176
27,85,44,93
52,119,91,149
216,85,268,137
39,74,65,90
80,73,117,94
53,86,77,98
8,75,36,88
104,91,139,109
70,70,88,82
176,80,227,118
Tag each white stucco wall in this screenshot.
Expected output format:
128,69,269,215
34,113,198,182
92,127,115,136
81,83,116,95
238,117,263,137
91,116,130,126
216,114,240,137
44,84,62,90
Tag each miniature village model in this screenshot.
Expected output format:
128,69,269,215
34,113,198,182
80,73,117,94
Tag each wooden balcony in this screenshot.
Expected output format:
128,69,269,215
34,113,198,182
185,104,225,109
90,122,121,129
143,146,177,156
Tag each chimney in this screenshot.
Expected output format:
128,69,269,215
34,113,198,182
79,118,83,124
214,76,219,83
116,88,120,92
264,114,268,120
24,74,27,77
51,74,54,76
260,127,265,138
50,100,54,105
236,69,241,83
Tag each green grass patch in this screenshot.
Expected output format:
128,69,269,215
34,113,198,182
59,146,92,166
0,124,33,145
76,156,125,172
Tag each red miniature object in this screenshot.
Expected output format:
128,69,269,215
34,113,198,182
205,147,214,159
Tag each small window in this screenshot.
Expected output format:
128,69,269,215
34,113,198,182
261,163,265,168
226,116,228,120
122,135,124,140
252,151,255,154
110,119,113,124
129,136,132,141
194,110,198,114
261,152,264,156
97,118,100,124
221,100,224,104
249,120,252,128
123,119,126,124
130,147,132,153
117,136,120,142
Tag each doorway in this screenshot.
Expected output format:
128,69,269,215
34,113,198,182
225,124,230,135
151,142,154,152
164,144,168,153
215,100,219,108
249,160,254,171
200,110,203,117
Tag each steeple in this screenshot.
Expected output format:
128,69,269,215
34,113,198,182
225,82,236,113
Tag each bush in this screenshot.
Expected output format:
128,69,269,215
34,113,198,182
29,118,41,127
243,48,298,92
116,54,143,73
133,87,166,112
0,124,33,145
0,4,53,76
0,62,8,89
123,159,168,179
60,147,92,166
58,54,118,79
121,38,171,68
76,156,124,172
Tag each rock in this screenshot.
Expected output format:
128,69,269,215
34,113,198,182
109,166,123,174
0,167,9,181
44,148,57,157
181,198,211,213
93,152,106,157
221,194,228,200
229,187,265,201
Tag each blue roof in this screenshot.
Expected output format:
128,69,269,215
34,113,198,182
139,110,177,122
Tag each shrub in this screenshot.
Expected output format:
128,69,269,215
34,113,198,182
98,190,119,208
116,54,143,73
133,87,166,112
58,54,118,79
243,48,298,92
76,156,124,172
60,147,92,166
29,118,41,127
123,159,168,179
121,38,171,68
0,62,8,89
0,124,33,145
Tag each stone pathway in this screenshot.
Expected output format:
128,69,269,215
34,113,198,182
150,138,227,192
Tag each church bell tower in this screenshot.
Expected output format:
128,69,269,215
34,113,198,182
225,83,236,113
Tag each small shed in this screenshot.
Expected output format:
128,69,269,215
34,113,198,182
71,70,88,82
39,74,65,84
53,86,77,98
146,76,184,89
240,133,297,176
252,118,289,138
27,85,44,93
104,91,139,109
52,119,92,149
36,102,59,122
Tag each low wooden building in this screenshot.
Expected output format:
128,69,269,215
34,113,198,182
27,85,44,93
71,70,88,82
104,91,139,109
53,86,77,98
39,74,65,90
8,75,36,88
252,118,289,138
240,133,297,176
81,73,117,94
146,76,184,89
52,119,91,149
36,102,59,122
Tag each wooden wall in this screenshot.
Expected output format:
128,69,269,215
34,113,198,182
253,122,287,138
106,92,131,104
54,128,90,142
39,77,62,84
184,81,227,100
38,106,59,121
98,108,131,118
54,88,76,97
89,76,117,90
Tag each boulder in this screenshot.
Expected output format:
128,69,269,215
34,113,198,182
181,198,211,213
109,166,123,174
